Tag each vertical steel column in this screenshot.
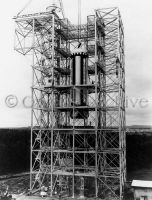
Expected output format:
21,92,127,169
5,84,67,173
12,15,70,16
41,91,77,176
50,14,55,197
72,88,75,198
30,18,35,192
94,13,98,198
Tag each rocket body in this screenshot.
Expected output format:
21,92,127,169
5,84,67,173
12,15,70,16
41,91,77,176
71,48,88,119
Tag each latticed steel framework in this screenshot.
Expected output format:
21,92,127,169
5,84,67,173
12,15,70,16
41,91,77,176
14,7,125,200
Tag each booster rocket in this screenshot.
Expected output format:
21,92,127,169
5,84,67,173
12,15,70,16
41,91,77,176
70,47,89,119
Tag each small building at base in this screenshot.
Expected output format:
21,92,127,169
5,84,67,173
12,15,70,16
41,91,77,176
132,180,152,200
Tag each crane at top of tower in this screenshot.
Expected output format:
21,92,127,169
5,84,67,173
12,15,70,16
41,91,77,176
46,0,65,18
17,0,65,19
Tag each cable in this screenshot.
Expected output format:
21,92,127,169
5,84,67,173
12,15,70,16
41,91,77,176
59,0,65,18
17,0,33,16
78,0,81,42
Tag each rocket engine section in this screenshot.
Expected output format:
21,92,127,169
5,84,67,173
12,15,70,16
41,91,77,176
70,48,89,119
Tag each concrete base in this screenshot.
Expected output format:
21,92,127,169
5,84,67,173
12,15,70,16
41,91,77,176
12,195,98,200
12,195,59,200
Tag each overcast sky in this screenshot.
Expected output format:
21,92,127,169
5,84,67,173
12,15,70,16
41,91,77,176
0,0,152,127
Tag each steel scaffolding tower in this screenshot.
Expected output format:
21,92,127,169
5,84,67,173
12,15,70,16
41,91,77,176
14,6,125,200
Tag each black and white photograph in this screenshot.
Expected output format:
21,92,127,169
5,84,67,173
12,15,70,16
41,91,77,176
0,0,151,199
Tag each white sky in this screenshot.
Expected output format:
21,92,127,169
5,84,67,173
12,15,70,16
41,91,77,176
0,0,152,127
